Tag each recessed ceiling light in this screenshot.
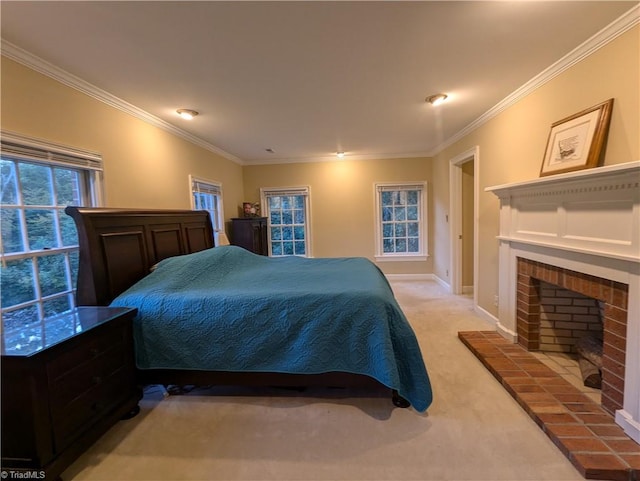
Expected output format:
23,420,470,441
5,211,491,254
336,151,345,159
176,109,199,120
425,94,448,106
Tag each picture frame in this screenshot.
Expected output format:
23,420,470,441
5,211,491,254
539,98,614,177
242,202,260,217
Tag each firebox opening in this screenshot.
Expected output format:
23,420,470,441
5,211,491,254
537,279,604,390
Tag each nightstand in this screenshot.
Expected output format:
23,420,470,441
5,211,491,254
1,306,141,481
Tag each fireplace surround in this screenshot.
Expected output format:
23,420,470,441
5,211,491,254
487,161,640,443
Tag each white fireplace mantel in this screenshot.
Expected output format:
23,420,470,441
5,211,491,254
486,160,640,443
486,161,640,263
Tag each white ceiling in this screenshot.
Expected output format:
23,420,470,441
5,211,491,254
1,1,636,165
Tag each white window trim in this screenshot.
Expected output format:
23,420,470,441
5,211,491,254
374,181,428,262
260,186,312,257
189,175,224,234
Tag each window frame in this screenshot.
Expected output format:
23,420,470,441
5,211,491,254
374,181,428,262
260,186,312,257
189,175,224,245
1,131,103,346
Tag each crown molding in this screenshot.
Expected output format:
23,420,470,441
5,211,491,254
1,40,244,165
428,3,640,157
243,150,435,166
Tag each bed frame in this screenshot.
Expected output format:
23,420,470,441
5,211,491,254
65,207,408,407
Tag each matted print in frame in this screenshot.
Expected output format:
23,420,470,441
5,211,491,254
540,98,614,177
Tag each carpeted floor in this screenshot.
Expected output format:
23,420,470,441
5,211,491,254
62,280,593,481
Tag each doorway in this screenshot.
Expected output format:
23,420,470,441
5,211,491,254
449,146,478,303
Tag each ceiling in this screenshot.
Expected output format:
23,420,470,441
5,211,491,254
1,1,636,165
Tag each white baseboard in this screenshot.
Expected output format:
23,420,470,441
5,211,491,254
473,304,500,329
616,409,640,444
462,285,474,295
433,275,451,292
385,273,435,282
383,273,453,293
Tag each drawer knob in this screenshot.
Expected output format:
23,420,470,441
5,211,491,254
92,376,103,385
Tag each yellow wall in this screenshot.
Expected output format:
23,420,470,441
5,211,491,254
0,57,244,223
432,25,639,317
242,157,433,274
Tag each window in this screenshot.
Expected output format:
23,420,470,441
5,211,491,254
261,187,310,257
190,176,224,245
375,182,427,261
1,132,103,352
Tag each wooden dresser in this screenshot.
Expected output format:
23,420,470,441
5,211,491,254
231,217,268,255
1,306,141,480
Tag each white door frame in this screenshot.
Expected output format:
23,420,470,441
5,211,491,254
449,146,479,306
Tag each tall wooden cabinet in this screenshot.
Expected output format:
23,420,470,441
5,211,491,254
231,217,268,255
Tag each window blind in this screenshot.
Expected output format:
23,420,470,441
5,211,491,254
1,131,103,171
262,187,309,197
191,178,222,195
376,183,424,192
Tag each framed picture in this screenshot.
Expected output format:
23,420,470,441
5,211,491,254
242,202,260,217
540,98,614,177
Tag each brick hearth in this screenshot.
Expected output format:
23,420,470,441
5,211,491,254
459,330,639,481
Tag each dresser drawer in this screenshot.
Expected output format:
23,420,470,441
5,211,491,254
49,343,129,413
46,325,126,382
51,366,134,452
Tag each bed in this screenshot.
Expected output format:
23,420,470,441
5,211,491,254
65,207,433,412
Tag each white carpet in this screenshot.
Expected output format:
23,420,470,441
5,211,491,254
62,280,588,481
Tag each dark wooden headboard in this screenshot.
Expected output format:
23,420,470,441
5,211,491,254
65,207,215,306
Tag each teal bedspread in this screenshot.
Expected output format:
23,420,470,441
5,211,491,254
111,246,432,412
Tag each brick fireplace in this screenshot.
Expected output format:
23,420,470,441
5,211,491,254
515,257,628,415
486,161,640,443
